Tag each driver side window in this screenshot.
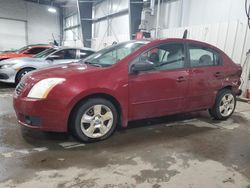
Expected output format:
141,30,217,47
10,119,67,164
140,43,185,71
53,49,77,60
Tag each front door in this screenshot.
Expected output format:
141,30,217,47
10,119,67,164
128,43,189,120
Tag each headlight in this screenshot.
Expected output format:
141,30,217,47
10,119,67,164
0,64,13,69
27,78,65,99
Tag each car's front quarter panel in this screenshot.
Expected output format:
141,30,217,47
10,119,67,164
13,78,71,132
0,58,42,83
61,65,129,129
13,63,130,132
0,64,17,83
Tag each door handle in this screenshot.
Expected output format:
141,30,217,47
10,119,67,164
176,76,186,82
214,72,221,77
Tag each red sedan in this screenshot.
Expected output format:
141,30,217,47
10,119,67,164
13,38,242,142
0,44,51,61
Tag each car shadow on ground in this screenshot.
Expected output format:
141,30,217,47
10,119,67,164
19,111,217,148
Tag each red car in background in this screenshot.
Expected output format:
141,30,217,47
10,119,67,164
13,39,242,142
0,44,51,61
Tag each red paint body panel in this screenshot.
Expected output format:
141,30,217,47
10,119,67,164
0,45,51,60
13,39,242,132
129,68,189,120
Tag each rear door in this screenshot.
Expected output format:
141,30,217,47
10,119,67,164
186,43,224,111
128,42,190,120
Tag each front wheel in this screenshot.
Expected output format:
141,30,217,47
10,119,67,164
15,68,34,84
70,98,118,142
209,89,236,120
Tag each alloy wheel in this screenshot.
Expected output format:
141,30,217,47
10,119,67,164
21,71,29,78
219,94,235,117
80,104,114,138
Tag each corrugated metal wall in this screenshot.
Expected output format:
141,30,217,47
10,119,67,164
154,21,250,66
152,20,250,93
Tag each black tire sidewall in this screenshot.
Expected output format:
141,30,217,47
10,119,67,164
71,98,118,142
212,89,236,120
16,68,34,84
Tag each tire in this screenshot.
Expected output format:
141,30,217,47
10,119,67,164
209,89,236,120
70,98,118,142
15,68,34,84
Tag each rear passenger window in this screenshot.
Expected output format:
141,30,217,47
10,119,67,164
189,45,221,67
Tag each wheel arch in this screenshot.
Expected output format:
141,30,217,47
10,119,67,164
220,85,233,91
67,93,123,131
15,67,36,82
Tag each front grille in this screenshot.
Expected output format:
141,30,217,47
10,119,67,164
15,82,26,96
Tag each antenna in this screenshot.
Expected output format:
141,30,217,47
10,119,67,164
183,29,188,39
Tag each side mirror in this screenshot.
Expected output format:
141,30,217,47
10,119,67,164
131,62,155,73
46,55,60,61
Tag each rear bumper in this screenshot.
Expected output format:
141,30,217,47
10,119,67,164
13,95,69,132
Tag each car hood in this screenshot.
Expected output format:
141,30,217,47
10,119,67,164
0,57,44,65
26,63,101,82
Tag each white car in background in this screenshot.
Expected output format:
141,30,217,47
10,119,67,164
0,47,95,84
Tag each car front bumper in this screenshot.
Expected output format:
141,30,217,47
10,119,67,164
13,95,69,132
0,67,16,83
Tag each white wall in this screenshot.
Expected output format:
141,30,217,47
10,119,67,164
155,21,249,65
92,0,130,50
148,0,249,63
148,0,250,65
148,0,246,30
182,0,246,26
0,0,60,50
149,0,250,95
0,18,27,51
62,0,84,48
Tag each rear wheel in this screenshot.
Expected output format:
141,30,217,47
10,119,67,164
15,68,34,84
70,98,118,142
209,89,236,120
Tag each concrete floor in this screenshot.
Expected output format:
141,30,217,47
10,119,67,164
0,82,250,188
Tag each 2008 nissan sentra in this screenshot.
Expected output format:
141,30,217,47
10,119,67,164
13,38,242,142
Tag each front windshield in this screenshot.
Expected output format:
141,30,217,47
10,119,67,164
82,41,149,66
34,48,57,58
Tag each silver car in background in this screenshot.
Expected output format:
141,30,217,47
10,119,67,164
0,47,95,84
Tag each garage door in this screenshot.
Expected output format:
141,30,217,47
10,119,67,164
0,18,27,51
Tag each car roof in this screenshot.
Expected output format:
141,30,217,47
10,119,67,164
52,46,95,52
142,38,224,54
27,44,52,48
